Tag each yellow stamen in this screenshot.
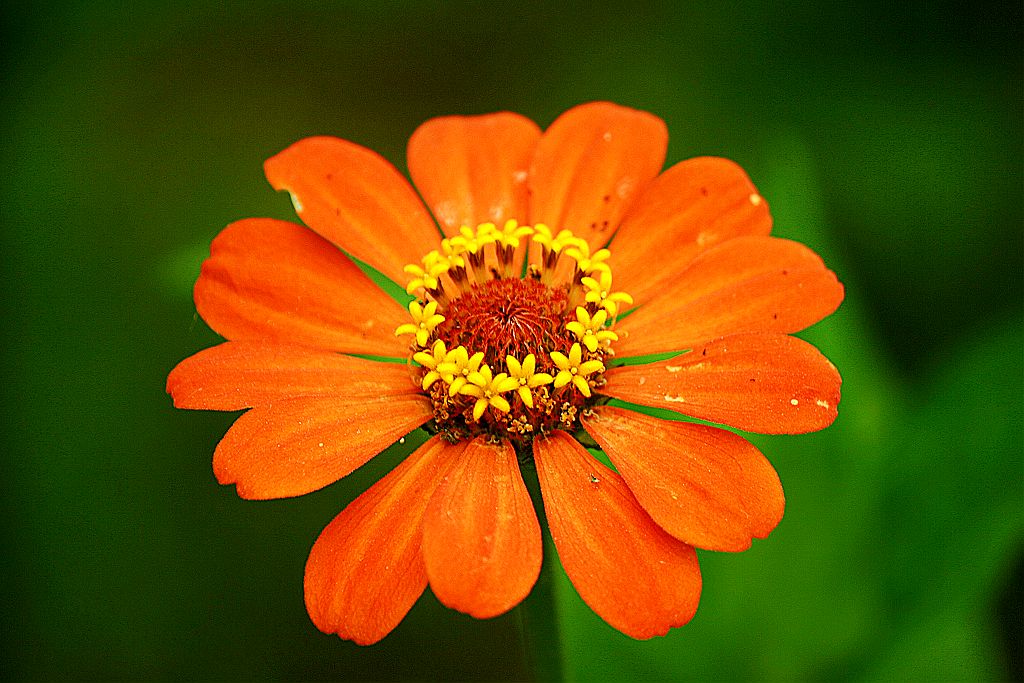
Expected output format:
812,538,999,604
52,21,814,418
531,223,581,253
565,306,619,352
565,242,611,275
458,364,519,421
581,270,634,317
439,238,467,268
403,250,450,295
505,353,554,409
394,300,445,347
437,346,485,396
550,343,605,397
493,220,535,278
412,340,449,390
495,219,534,248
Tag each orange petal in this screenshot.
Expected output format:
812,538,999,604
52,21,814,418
264,136,440,284
407,113,541,234
212,394,432,499
582,406,784,551
615,236,844,356
609,157,773,305
422,436,541,618
304,436,463,645
167,341,419,411
533,431,701,639
195,218,409,357
528,102,667,248
602,333,841,434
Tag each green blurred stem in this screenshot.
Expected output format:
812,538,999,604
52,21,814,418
518,456,564,682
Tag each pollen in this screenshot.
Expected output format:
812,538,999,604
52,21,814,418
400,222,628,446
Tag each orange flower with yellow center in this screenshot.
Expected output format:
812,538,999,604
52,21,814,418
167,102,844,645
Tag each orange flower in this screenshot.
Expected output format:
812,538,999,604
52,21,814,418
167,102,844,645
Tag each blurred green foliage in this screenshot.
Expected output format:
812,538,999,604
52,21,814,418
2,1,1020,681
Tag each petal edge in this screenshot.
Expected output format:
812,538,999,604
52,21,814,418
603,333,841,434
422,437,542,618
533,431,701,639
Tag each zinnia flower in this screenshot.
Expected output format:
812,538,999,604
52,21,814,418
167,102,844,644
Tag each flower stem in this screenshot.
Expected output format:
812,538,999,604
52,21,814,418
518,455,565,682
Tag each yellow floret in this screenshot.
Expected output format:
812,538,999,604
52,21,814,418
505,353,554,408
495,219,534,248
436,346,485,396
581,270,634,317
549,343,605,397
412,340,450,390
394,300,445,347
564,242,611,275
458,364,520,421
403,250,450,294
532,223,582,253
565,306,619,352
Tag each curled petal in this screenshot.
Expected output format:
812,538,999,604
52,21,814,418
408,113,541,234
610,157,773,305
602,333,841,434
583,406,784,551
533,431,702,639
616,236,844,357
422,437,542,618
195,218,408,356
305,437,463,645
213,394,433,499
167,341,420,411
529,102,667,248
264,136,440,284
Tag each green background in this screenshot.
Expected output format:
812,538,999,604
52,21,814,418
3,2,1021,680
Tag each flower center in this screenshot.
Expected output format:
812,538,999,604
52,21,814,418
438,278,571,365
395,221,632,447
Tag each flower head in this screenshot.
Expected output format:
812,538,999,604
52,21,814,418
167,102,844,645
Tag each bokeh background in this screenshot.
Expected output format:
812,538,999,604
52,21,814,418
2,2,1021,680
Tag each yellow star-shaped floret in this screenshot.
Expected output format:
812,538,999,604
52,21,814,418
412,340,450,390
439,238,467,269
564,242,611,275
394,300,445,347
474,222,499,248
495,219,534,248
550,343,605,398
458,364,520,421
450,223,499,256
436,346,485,396
581,270,634,317
532,223,582,253
565,306,618,352
505,353,554,408
403,250,450,294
